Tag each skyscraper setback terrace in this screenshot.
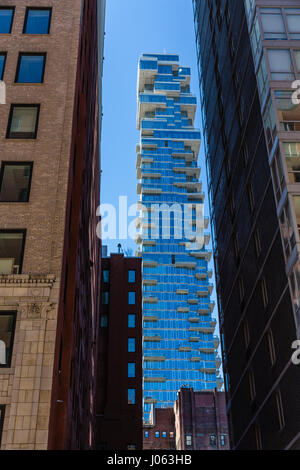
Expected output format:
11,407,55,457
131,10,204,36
135,53,222,423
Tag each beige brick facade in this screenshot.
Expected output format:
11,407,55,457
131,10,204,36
0,0,83,449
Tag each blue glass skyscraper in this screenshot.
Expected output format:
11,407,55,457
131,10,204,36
136,53,221,423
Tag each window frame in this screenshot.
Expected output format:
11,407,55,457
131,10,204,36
127,388,136,405
0,7,15,34
0,229,26,274
128,269,136,283
0,161,33,203
0,310,17,368
6,104,41,139
23,7,52,35
15,52,47,84
0,51,7,80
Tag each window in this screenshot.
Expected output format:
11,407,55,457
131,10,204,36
128,338,136,352
128,362,135,378
127,444,136,450
293,195,300,239
128,270,136,283
254,229,261,258
285,9,300,40
249,369,256,401
261,278,268,308
267,49,294,81
261,8,286,40
7,104,40,139
247,183,255,213
155,431,160,438
243,320,250,349
0,53,6,80
210,434,216,447
162,431,167,438
0,311,16,367
284,142,300,182
276,389,285,430
16,53,46,84
170,432,174,438
0,405,5,446
0,230,26,274
101,291,109,305
267,329,276,366
24,8,52,34
0,162,33,202
128,388,135,404
128,314,136,328
220,434,226,446
0,8,14,34
255,424,262,450
102,269,109,283
144,431,149,438
186,435,192,446
100,315,108,328
275,90,300,132
128,291,136,305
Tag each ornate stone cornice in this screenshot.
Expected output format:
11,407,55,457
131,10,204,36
0,274,56,286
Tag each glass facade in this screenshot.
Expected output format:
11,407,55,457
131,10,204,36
136,53,220,423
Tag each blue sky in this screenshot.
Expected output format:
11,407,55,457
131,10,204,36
100,0,221,361
101,0,209,255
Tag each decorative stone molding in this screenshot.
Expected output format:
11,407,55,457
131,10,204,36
0,274,56,286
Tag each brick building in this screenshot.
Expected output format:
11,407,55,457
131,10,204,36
175,388,229,450
0,0,105,449
143,388,229,450
96,251,143,450
143,408,176,450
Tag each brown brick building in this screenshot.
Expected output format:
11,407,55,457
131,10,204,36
0,0,105,449
96,251,143,450
144,388,229,450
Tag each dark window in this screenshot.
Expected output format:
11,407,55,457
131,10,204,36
16,53,46,83
128,388,135,404
255,424,262,450
128,314,136,328
249,369,256,401
220,434,226,446
101,291,109,305
0,405,5,446
100,315,108,328
268,329,276,366
276,389,285,430
243,320,250,349
0,162,33,202
0,52,7,80
261,278,268,308
128,337,136,352
102,269,109,283
24,8,52,34
7,104,40,139
128,362,135,378
128,270,136,283
0,311,16,367
210,434,216,446
0,8,14,34
0,230,26,274
128,291,136,305
254,229,261,258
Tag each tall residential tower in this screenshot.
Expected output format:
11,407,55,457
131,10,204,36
136,53,221,423
194,0,300,450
